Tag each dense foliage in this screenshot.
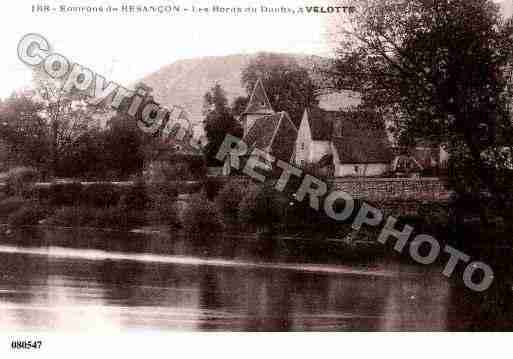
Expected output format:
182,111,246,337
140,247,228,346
241,52,319,126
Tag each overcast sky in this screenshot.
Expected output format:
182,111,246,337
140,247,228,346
0,0,511,99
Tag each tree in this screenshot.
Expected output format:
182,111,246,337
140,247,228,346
231,96,249,117
203,84,243,167
0,92,50,173
33,69,107,176
103,113,145,179
241,53,319,126
330,0,513,224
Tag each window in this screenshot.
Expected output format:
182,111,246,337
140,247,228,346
301,142,305,151
354,165,359,173
300,159,305,168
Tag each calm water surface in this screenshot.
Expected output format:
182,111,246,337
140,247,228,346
0,227,503,331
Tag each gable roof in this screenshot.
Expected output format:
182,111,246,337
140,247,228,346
392,155,424,172
332,110,393,164
244,78,274,115
243,111,297,162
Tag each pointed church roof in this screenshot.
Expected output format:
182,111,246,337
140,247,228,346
244,78,274,115
243,111,297,162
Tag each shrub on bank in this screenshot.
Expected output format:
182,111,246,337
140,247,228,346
147,182,179,200
136,182,180,226
7,203,49,227
46,204,145,229
5,167,40,197
238,184,288,231
146,194,180,227
120,181,150,211
203,177,225,200
216,180,255,223
92,205,145,229
47,182,84,206
46,206,91,227
80,182,121,207
0,196,27,219
182,194,224,235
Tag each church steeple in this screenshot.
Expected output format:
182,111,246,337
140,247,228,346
244,78,274,115
241,78,274,136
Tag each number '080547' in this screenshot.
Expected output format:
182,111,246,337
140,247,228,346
11,340,42,350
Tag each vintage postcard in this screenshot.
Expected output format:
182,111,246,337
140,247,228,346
1,0,513,356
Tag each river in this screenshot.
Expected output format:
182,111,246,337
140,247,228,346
0,227,507,331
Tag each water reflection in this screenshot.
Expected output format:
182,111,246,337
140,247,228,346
0,227,489,331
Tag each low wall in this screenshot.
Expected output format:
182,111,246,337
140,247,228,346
329,177,450,201
210,176,451,202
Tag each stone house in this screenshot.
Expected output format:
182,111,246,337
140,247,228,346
295,107,393,177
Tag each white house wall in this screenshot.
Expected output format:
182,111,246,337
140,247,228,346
334,163,389,177
295,111,332,166
295,112,312,166
309,141,332,163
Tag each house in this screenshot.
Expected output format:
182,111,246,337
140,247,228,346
391,155,424,178
295,107,393,177
391,142,447,177
223,79,297,176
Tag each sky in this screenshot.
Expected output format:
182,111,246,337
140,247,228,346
0,0,510,99
0,0,342,99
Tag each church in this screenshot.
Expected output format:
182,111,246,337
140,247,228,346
227,79,394,178
218,79,447,178
222,79,298,176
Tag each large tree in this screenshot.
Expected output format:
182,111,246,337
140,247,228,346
241,53,319,126
103,113,145,179
0,92,50,172
330,0,513,222
33,70,107,176
203,84,243,167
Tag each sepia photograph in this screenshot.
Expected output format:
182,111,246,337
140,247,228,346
1,0,513,356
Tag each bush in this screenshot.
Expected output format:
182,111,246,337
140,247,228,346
147,182,179,199
92,205,145,229
0,197,27,218
47,205,145,229
147,162,195,182
120,181,150,211
5,167,40,197
238,184,288,230
146,194,179,227
48,182,84,206
180,181,203,194
183,194,224,236
216,180,254,222
7,203,48,227
29,185,52,204
418,202,450,228
80,182,121,207
46,206,94,227
203,177,225,200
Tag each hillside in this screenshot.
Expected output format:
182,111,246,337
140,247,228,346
139,53,361,124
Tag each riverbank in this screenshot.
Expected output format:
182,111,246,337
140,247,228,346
0,223,386,265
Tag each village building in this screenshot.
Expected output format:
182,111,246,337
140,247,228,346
223,79,298,176
215,80,446,179
295,107,393,177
